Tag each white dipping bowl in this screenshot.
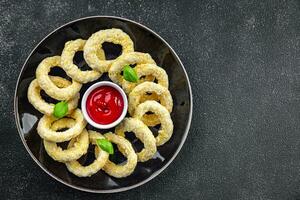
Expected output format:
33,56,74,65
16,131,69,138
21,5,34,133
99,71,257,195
81,81,128,129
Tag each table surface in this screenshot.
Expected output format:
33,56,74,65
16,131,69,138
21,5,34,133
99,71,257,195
1,0,299,199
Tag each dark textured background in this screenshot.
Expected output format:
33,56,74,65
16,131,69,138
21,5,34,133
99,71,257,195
0,0,299,199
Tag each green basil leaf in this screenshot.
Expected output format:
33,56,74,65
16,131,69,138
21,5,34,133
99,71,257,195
96,139,114,154
123,65,138,83
53,101,68,118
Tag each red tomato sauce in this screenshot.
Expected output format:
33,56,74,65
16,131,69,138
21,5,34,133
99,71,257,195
86,86,124,125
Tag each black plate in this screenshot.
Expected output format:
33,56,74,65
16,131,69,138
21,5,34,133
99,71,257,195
14,16,192,193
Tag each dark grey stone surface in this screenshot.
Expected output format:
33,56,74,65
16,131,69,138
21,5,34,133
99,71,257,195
0,0,299,199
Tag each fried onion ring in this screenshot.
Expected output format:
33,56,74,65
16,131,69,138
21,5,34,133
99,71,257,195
122,64,169,93
43,118,89,162
61,39,102,83
27,76,79,115
115,118,157,162
108,52,156,86
84,28,134,72
140,92,160,102
37,108,87,142
65,130,109,177
139,91,170,126
134,101,174,146
36,56,82,100
102,132,137,178
139,93,162,126
128,82,173,125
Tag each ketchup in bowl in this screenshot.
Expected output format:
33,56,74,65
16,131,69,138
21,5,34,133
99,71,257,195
86,86,124,125
81,81,128,129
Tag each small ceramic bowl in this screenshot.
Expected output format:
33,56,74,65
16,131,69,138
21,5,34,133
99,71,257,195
81,81,128,129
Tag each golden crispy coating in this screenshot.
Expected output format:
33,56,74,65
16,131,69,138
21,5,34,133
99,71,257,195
139,92,160,102
27,77,79,115
108,52,156,86
139,92,162,119
138,92,161,126
122,64,169,93
61,39,102,83
128,82,173,126
37,108,87,142
43,118,89,162
65,130,109,177
84,28,134,73
102,132,137,178
134,101,174,146
36,56,82,100
115,118,156,162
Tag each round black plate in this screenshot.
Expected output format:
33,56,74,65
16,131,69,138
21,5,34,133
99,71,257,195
14,16,192,193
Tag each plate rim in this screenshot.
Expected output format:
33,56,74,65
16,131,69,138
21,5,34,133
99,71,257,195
13,15,193,193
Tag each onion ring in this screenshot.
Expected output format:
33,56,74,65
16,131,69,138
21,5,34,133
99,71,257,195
43,118,89,162
27,76,79,115
115,118,157,162
108,52,156,86
102,132,137,178
65,130,109,177
139,91,169,126
84,28,134,73
122,64,169,93
140,92,160,102
37,108,87,142
61,39,102,83
128,82,173,125
139,93,162,126
133,101,174,146
36,56,82,100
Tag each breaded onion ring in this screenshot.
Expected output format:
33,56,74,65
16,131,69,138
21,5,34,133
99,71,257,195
37,108,87,142
36,56,82,100
61,39,102,83
139,90,170,126
108,52,156,85
102,132,137,178
27,76,79,115
128,82,173,125
134,101,174,146
43,118,89,162
139,93,162,126
139,95,160,126
115,118,157,162
140,92,160,102
122,64,169,93
65,130,109,177
84,28,134,72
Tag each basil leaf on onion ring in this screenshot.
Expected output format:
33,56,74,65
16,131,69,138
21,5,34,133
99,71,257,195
123,65,138,83
96,139,114,154
53,101,68,118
